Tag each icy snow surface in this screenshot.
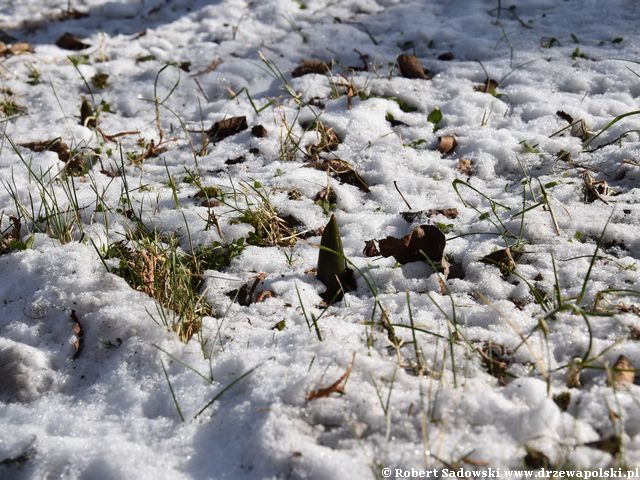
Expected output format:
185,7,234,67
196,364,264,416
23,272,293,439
0,0,640,478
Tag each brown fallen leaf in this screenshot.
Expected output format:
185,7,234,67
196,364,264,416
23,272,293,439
302,120,341,157
363,239,380,257
306,354,355,401
307,159,370,192
400,208,459,222
479,341,510,385
438,135,457,155
556,110,574,124
0,42,33,57
378,224,445,265
251,125,267,138
474,78,499,94
55,32,90,51
80,97,96,128
585,436,622,455
480,247,522,275
192,58,223,77
566,358,583,389
609,354,635,387
292,59,331,78
553,392,571,411
396,54,429,79
20,138,71,162
71,309,84,360
228,273,267,306
208,116,248,142
457,158,473,175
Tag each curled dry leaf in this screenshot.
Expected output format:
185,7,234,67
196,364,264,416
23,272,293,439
307,159,370,192
303,120,341,157
71,310,84,360
306,354,355,401
480,246,522,275
438,135,457,155
479,341,511,386
292,59,331,78
378,224,445,265
208,116,248,142
55,32,90,51
583,171,613,204
20,138,70,162
400,208,459,222
0,42,33,57
457,158,473,175
192,58,223,77
228,273,268,306
556,110,574,124
251,125,267,138
609,354,635,387
474,78,499,94
396,54,429,79
566,358,583,389
363,239,380,257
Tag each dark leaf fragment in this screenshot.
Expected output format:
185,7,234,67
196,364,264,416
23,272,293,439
553,392,571,411
474,78,499,94
438,135,457,155
307,159,370,192
397,54,429,79
438,52,454,61
251,125,267,138
55,32,90,51
71,309,83,360
80,97,96,128
479,341,511,385
292,59,331,78
208,116,248,142
524,447,551,469
400,208,459,222
20,138,71,162
363,239,380,257
480,247,522,275
378,224,445,265
306,354,355,401
556,110,574,124
228,273,267,306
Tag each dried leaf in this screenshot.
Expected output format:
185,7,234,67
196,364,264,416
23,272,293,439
438,135,457,155
400,208,459,222
438,52,454,61
553,392,571,411
397,54,429,79
609,355,635,387
363,239,380,257
192,58,223,77
55,32,90,51
0,42,33,57
480,247,522,275
20,138,70,162
80,97,96,128
457,158,473,175
251,125,267,138
71,309,83,360
306,354,355,401
556,110,574,124
583,172,612,204
566,358,583,389
228,273,267,306
292,59,331,78
303,120,341,156
378,224,446,265
524,447,551,469
208,116,248,142
479,341,510,385
585,436,622,455
474,78,499,94
308,159,370,192
385,112,408,127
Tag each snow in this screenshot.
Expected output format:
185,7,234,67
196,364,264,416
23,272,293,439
0,0,639,478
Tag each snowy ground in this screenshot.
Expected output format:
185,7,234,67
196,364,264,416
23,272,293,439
0,0,639,478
